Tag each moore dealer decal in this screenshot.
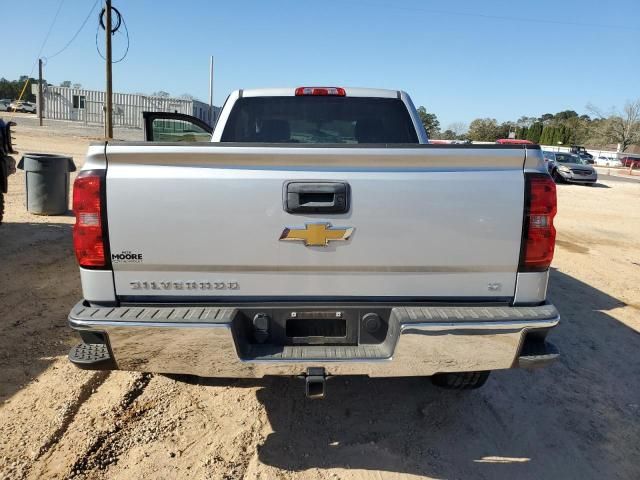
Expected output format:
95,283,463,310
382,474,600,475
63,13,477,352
111,251,144,263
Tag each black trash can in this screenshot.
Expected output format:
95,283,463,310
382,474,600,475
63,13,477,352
17,153,77,215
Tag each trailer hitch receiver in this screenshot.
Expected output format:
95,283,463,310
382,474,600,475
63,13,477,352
305,367,326,399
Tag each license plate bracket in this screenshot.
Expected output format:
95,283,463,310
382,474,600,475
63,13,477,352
286,315,348,344
235,307,391,348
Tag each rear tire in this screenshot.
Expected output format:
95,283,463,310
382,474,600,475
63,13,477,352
431,371,490,390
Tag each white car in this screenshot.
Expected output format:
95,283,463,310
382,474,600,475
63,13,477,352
9,101,36,113
595,155,622,167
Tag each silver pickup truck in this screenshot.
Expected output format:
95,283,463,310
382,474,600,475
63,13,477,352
68,87,559,397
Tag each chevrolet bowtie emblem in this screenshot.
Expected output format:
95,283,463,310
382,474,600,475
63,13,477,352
279,223,354,247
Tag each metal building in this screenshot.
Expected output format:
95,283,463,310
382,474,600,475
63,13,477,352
34,85,216,129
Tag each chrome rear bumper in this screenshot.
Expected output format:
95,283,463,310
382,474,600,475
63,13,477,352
68,302,560,377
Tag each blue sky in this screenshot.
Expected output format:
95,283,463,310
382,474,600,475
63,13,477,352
1,0,638,127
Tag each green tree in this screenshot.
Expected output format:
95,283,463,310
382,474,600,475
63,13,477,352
416,106,440,137
516,126,528,139
447,122,468,139
554,110,579,121
587,100,640,152
526,122,544,143
540,126,553,145
440,129,456,140
498,122,512,139
539,113,554,124
0,77,37,102
540,124,573,145
467,118,503,141
561,116,589,145
516,116,536,128
552,125,570,145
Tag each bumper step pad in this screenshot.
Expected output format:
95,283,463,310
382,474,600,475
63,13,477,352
68,343,116,370
518,341,560,368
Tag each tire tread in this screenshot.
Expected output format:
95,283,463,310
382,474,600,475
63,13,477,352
431,371,490,390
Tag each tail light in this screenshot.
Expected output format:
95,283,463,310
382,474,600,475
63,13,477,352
295,87,346,96
519,173,557,272
73,170,110,268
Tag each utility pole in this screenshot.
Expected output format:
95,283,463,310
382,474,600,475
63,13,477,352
38,58,44,126
208,56,214,127
104,0,113,139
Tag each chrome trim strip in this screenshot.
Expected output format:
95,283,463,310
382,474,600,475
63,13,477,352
70,317,558,332
113,264,516,273
70,319,232,329
105,144,527,170
400,318,558,331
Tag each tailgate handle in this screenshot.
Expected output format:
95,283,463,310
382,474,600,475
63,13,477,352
284,181,350,214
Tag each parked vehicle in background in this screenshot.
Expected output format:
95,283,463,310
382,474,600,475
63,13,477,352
66,86,560,396
0,100,12,111
550,152,597,185
9,100,36,113
595,155,622,167
620,156,640,169
542,150,556,171
429,139,472,145
570,145,593,160
0,118,17,224
495,138,534,145
579,153,594,164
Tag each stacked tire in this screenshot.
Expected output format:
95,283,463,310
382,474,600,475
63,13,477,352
1,119,17,225
0,156,16,225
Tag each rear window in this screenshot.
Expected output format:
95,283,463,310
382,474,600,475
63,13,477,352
220,96,419,144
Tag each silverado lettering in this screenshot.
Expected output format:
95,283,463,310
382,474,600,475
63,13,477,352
129,281,239,290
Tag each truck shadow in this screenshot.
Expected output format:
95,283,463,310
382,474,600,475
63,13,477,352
253,268,640,479
556,182,610,189
0,221,80,401
2,219,639,478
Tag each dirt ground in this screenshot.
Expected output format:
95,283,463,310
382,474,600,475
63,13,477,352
1,118,639,480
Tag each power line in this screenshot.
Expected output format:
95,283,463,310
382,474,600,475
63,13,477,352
9,0,65,119
95,5,130,63
343,0,640,32
44,0,101,61
33,0,66,65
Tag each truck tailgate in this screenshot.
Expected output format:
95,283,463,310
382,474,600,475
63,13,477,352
105,144,525,300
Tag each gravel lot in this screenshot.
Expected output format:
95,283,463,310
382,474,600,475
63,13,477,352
1,118,639,480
